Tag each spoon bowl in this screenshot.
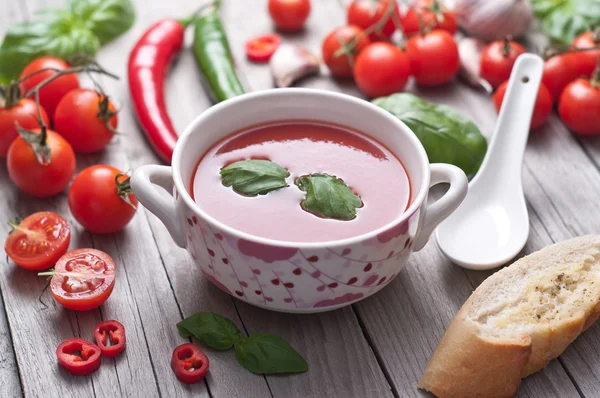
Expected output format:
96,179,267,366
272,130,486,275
436,54,544,270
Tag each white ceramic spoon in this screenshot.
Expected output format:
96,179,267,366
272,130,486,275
435,53,544,270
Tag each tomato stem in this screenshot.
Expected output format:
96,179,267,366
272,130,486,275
0,83,22,108
592,57,600,89
592,27,600,43
502,37,512,58
427,0,445,25
96,93,119,135
115,173,137,209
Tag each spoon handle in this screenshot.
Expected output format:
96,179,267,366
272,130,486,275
474,54,544,186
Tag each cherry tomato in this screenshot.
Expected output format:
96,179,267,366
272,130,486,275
53,89,117,153
7,128,76,198
406,29,459,87
572,30,600,78
94,320,126,357
559,77,600,136
401,0,457,36
354,42,411,97
245,34,281,63
347,0,400,41
4,212,70,271
322,25,371,78
542,53,581,103
268,0,311,32
68,165,138,234
19,57,80,118
0,98,49,157
48,248,116,311
171,343,210,384
56,338,102,376
480,39,526,89
494,81,553,130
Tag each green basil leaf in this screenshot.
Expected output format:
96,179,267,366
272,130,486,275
235,333,308,374
532,0,600,44
177,312,244,350
295,173,362,220
373,93,487,176
68,0,135,45
220,159,289,196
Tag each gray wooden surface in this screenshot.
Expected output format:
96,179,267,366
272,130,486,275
0,0,598,397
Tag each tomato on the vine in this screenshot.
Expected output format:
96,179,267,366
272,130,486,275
68,165,138,234
406,29,459,87
19,57,79,118
45,248,116,311
4,212,70,271
572,29,600,78
0,97,49,157
480,39,526,89
53,89,118,153
7,128,76,198
354,42,411,97
494,80,553,131
268,0,311,32
347,0,400,41
401,0,457,36
559,70,600,136
542,52,581,103
322,25,371,78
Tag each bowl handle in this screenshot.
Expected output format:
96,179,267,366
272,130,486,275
131,165,186,248
413,164,468,252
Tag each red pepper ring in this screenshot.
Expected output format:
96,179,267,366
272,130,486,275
245,34,282,63
171,343,210,384
94,320,126,357
56,338,102,376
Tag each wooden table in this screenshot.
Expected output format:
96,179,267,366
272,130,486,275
1,1,599,397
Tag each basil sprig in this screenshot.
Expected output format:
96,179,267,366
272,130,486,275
532,0,600,44
220,159,289,196
295,174,362,220
0,0,135,83
177,312,308,375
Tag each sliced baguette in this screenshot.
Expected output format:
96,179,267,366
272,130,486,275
419,235,600,398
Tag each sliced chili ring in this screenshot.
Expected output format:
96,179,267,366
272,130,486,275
56,338,102,376
171,343,210,384
245,34,282,63
94,320,126,357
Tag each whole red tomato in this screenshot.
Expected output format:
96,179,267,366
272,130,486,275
406,29,459,87
480,39,526,89
494,80,553,130
268,0,311,32
322,25,371,78
354,42,411,97
572,30,600,77
7,128,76,198
19,57,80,118
542,53,581,103
54,89,117,153
68,165,138,234
559,76,600,136
0,98,49,157
401,0,457,36
347,0,400,41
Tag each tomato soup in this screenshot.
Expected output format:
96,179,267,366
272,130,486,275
191,121,411,242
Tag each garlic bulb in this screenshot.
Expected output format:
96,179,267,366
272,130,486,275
453,0,533,41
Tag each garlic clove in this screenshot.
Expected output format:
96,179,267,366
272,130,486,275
458,37,493,94
270,44,320,88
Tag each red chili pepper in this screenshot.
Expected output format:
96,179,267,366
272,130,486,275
56,338,102,376
94,320,126,357
171,343,210,384
245,34,282,63
128,19,185,163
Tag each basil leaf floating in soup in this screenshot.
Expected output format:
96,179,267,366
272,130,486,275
372,93,487,176
295,173,362,220
220,159,290,196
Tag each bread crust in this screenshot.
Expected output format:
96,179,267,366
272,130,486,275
419,235,600,397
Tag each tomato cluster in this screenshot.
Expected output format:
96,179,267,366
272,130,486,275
321,0,459,98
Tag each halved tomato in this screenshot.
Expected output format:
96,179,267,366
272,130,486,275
4,212,70,271
45,248,116,311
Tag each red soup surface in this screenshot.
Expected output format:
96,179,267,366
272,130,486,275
191,121,411,242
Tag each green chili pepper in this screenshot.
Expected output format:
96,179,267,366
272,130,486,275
193,4,246,103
